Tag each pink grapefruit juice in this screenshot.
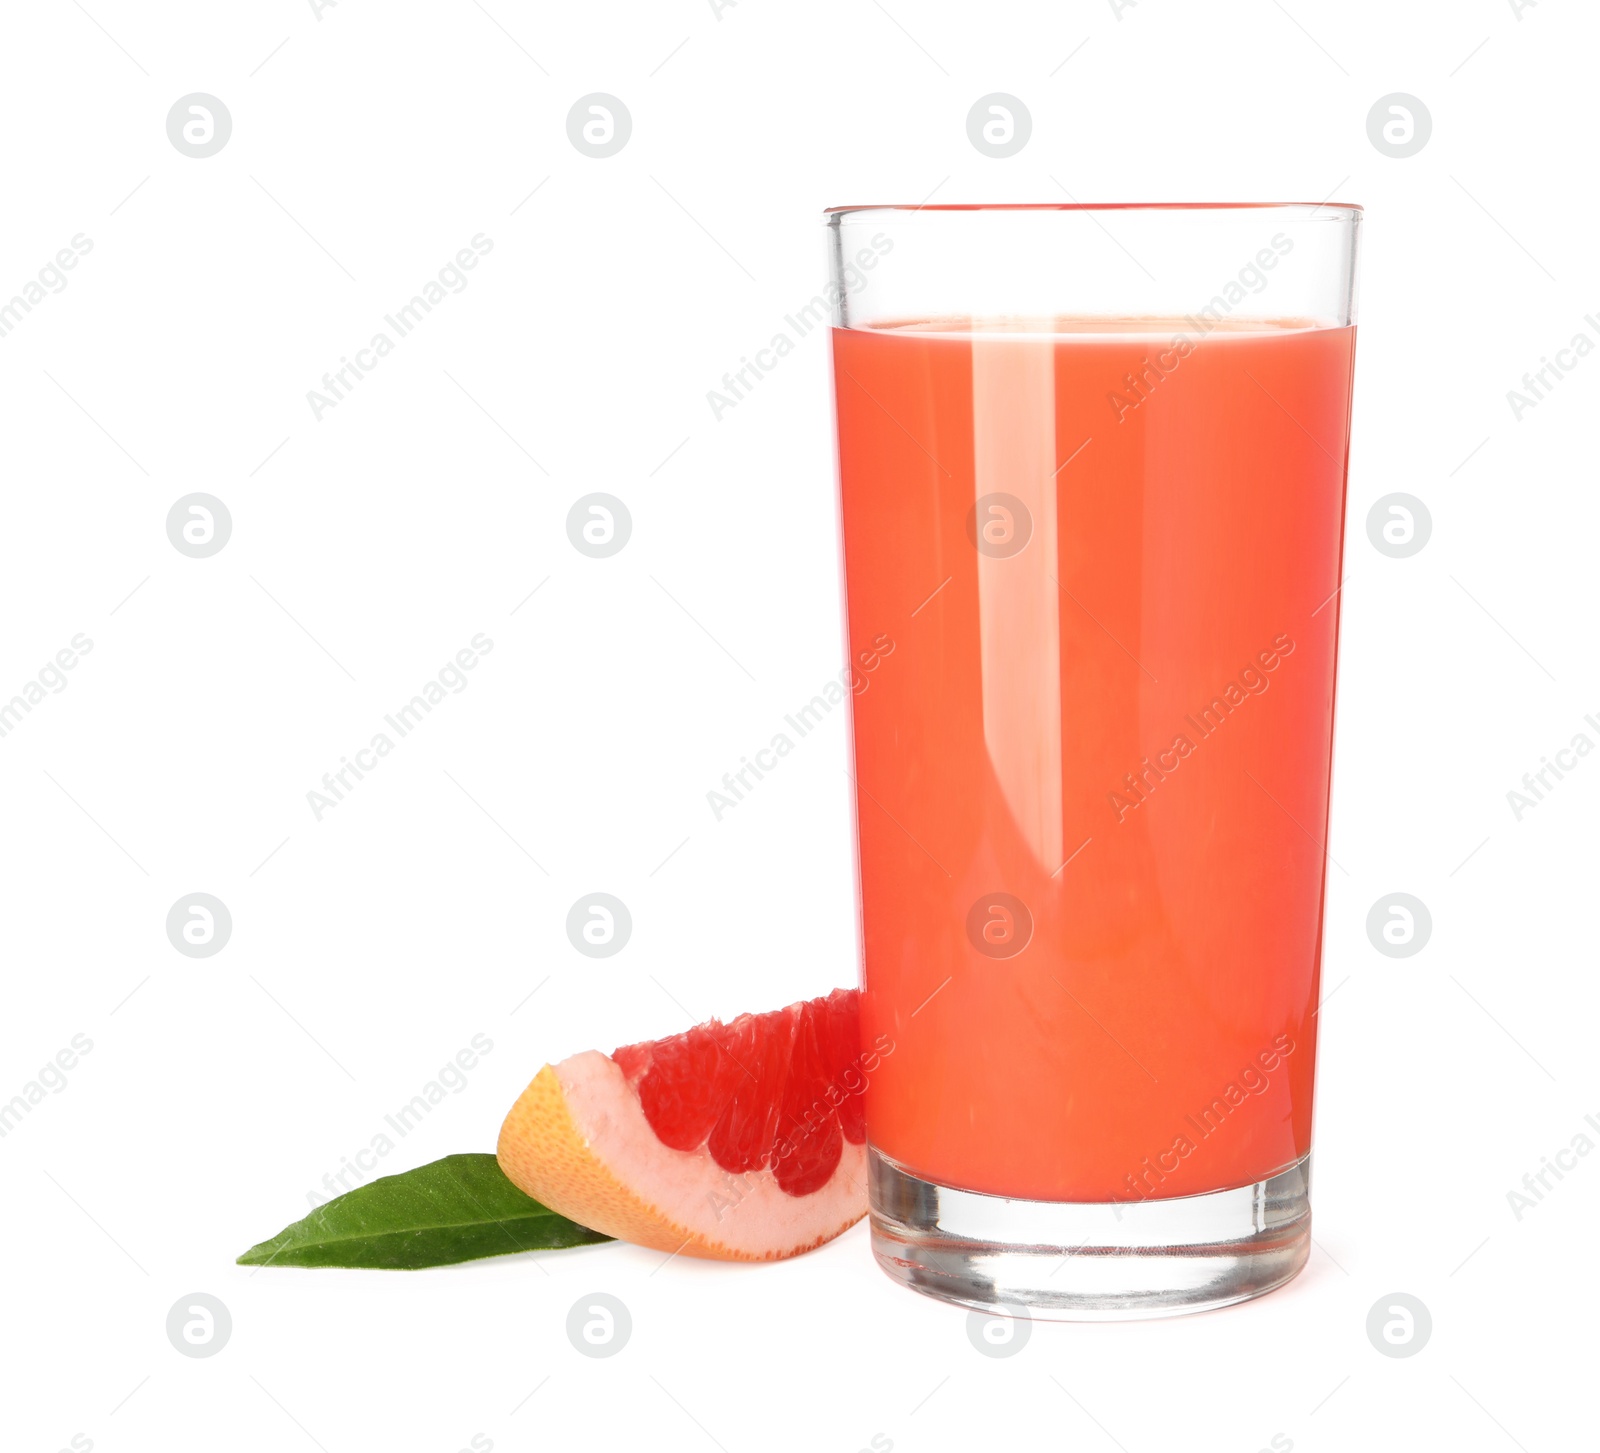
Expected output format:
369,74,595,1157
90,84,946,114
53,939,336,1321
833,317,1356,1203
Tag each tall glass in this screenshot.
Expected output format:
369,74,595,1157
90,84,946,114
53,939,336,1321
827,203,1360,1318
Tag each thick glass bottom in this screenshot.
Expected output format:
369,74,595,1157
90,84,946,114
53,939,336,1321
869,1148,1311,1321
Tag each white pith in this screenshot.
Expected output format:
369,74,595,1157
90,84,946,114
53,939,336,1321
556,1049,867,1255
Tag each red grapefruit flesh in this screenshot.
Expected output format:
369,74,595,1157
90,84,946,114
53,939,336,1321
497,988,873,1260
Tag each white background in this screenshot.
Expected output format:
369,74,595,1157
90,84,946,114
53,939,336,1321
1,1,1594,1450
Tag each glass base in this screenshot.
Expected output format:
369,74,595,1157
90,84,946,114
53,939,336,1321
869,1148,1311,1321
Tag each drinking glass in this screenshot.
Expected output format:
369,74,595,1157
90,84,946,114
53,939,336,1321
827,202,1361,1318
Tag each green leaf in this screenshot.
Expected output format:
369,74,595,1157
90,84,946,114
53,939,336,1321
237,1153,613,1270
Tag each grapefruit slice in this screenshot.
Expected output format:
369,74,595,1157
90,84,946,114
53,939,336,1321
497,987,875,1261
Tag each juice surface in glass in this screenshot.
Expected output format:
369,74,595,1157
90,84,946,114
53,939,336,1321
834,316,1356,1204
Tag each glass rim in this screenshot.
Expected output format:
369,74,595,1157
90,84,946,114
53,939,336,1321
825,201,1362,218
